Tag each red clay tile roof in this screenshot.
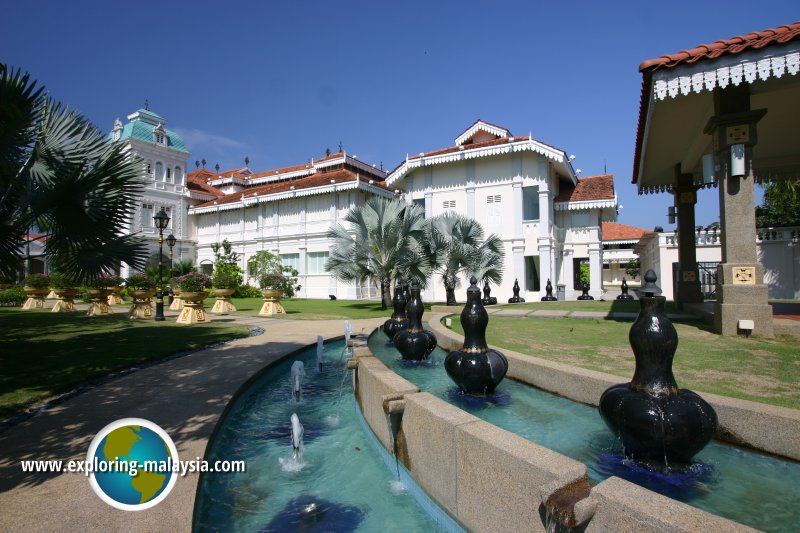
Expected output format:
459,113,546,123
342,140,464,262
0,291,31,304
194,169,391,208
602,221,650,242
555,174,615,203
407,136,536,160
186,169,225,197
639,21,800,72
633,21,800,184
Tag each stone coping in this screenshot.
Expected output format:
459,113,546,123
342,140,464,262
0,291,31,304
428,312,800,462
350,332,757,532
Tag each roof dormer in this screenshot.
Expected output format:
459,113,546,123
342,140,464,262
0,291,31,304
455,119,511,146
153,123,167,146
111,118,123,142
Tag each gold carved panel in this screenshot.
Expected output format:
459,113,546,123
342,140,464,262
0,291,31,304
733,267,756,285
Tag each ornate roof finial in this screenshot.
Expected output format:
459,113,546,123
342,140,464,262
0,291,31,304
195,160,200,169
201,158,206,168
215,163,220,173
338,140,343,152
144,98,150,111
325,147,331,157
245,156,250,166
380,161,383,171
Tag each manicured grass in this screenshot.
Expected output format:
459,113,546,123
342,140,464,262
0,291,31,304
0,308,250,418
492,299,679,314
208,297,432,320
450,315,800,409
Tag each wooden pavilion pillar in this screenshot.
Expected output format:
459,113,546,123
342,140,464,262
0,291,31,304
673,168,702,306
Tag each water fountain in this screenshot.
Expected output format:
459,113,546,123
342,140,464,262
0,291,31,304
383,281,409,339
392,281,437,361
599,270,717,464
444,277,508,395
616,278,634,300
290,360,305,403
290,413,304,460
541,279,557,301
507,278,525,303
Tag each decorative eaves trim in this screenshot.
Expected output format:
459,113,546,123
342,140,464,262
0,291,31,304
652,43,799,100
455,121,510,146
554,196,617,211
187,191,217,201
386,139,567,186
187,180,395,215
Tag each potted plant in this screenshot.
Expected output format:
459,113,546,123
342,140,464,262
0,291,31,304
85,274,116,316
247,250,300,317
176,272,212,324
22,273,50,310
126,273,157,319
211,267,241,314
168,276,184,311
100,273,123,304
49,272,79,312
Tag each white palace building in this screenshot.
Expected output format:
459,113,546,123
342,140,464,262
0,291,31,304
113,111,620,301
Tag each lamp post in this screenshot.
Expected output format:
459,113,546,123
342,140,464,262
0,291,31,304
153,208,171,321
166,234,176,305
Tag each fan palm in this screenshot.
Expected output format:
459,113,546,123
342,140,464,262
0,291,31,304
326,197,426,309
0,65,147,282
421,212,504,305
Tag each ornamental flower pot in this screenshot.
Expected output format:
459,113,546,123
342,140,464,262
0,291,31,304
210,287,237,314
383,281,409,339
22,287,49,310
129,289,156,320
106,286,123,305
51,288,79,313
86,288,110,316
393,282,437,361
259,289,285,316
176,291,208,324
169,287,184,310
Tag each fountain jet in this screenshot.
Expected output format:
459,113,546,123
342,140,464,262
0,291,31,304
291,361,305,402
290,413,304,460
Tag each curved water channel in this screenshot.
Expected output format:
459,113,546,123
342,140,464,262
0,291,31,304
369,331,800,533
193,339,452,532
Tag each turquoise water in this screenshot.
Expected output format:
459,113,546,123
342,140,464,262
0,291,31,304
371,333,800,533
193,340,449,533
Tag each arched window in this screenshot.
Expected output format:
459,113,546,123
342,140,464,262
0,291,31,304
147,161,153,179
175,166,183,185
155,162,164,181
166,167,172,183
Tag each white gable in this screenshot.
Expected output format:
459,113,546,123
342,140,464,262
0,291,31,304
455,120,511,146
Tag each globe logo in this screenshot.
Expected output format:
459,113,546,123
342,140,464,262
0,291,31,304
86,418,179,511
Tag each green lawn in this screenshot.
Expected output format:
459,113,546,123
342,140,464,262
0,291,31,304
207,297,433,320
489,299,678,314
450,315,800,409
0,308,250,418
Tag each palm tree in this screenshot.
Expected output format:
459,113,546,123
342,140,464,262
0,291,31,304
326,197,426,309
421,212,504,305
1,65,147,282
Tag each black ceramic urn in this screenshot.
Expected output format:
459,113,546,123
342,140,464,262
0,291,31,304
383,281,409,339
541,278,557,301
507,278,525,303
616,278,634,300
393,281,437,360
599,270,717,464
445,277,508,394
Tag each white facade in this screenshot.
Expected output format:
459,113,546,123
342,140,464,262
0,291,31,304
387,121,617,302
188,154,394,299
110,108,195,275
635,227,800,300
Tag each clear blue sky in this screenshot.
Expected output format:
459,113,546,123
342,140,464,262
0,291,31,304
3,0,796,231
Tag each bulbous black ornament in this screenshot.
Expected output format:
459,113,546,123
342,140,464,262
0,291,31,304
507,278,525,303
541,278,557,301
616,278,634,300
393,282,437,360
481,280,497,305
445,277,508,395
599,270,717,464
383,281,409,339
577,281,594,300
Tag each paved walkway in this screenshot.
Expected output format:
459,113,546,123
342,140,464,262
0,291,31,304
0,309,383,533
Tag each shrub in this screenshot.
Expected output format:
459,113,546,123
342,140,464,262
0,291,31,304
258,269,301,298
126,273,156,290
177,272,212,293
233,284,262,298
213,267,242,289
49,272,78,289
0,285,26,306
87,273,122,289
23,273,50,289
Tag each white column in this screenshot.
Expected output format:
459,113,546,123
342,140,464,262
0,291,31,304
299,247,307,298
513,245,525,296
538,245,551,293
537,184,552,289
512,179,523,240
424,192,433,218
466,186,475,218
589,243,602,298
563,249,574,298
